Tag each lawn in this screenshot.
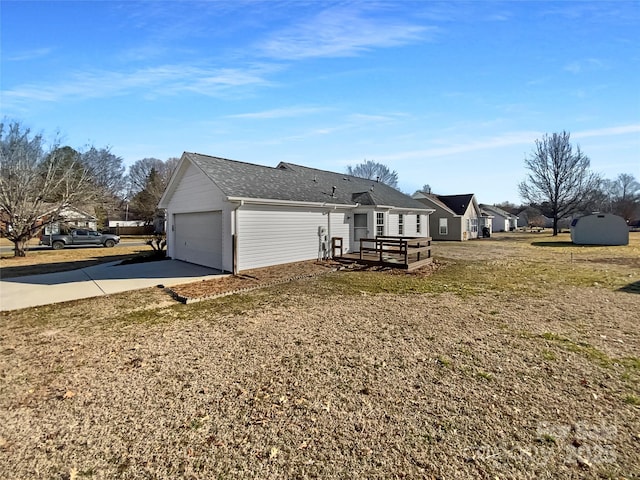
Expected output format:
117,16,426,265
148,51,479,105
0,242,154,278
0,233,638,479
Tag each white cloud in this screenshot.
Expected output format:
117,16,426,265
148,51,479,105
6,47,53,61
564,58,606,74
573,124,640,138
376,131,542,162
259,6,430,60
227,106,331,119
1,63,278,108
376,125,640,163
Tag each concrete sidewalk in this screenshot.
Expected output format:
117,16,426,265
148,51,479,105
0,260,225,311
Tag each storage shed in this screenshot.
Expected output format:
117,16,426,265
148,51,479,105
570,213,629,245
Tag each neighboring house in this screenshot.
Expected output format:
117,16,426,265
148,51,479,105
516,208,553,229
413,193,484,241
40,206,98,234
0,205,97,237
480,204,518,232
158,152,434,273
571,213,629,246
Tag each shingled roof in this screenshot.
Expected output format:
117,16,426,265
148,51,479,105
184,152,428,210
480,204,518,218
435,194,476,216
416,193,476,216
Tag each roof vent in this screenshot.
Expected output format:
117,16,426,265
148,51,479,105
331,186,336,198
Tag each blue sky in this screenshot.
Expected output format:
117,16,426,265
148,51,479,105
2,0,639,204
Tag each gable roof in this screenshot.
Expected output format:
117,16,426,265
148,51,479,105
413,192,477,216
435,194,476,216
480,204,518,219
162,152,430,211
39,204,97,221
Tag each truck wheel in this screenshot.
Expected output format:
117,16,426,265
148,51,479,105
104,239,116,248
52,241,65,250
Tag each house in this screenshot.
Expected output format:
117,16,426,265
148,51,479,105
158,153,434,273
480,204,518,232
40,206,98,234
412,193,485,241
516,207,553,229
571,213,629,245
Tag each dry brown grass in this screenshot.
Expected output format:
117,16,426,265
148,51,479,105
0,233,638,479
0,244,151,278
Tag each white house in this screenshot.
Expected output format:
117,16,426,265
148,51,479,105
480,204,518,232
571,213,629,245
40,206,97,234
413,193,487,241
158,153,434,273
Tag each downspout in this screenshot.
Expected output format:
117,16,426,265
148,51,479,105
327,206,332,259
233,200,244,274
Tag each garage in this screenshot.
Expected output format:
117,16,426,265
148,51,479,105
173,211,223,269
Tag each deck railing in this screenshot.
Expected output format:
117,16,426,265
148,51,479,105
331,235,432,270
360,236,431,265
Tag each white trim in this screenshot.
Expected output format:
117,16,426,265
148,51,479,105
227,196,357,209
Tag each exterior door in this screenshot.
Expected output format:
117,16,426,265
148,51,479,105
353,213,368,251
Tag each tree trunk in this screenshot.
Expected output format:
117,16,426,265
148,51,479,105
552,217,559,236
13,238,28,257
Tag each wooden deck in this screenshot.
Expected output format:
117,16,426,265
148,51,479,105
331,236,432,271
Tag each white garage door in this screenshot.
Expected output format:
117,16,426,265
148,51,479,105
174,211,222,269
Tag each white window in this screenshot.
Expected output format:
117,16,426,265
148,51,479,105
468,218,478,233
398,214,404,235
416,215,421,234
376,212,384,237
439,218,448,235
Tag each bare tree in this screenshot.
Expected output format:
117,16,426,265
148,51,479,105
80,146,126,229
126,157,179,225
494,201,520,214
518,131,600,235
606,173,640,222
127,157,178,198
0,121,92,256
347,160,399,189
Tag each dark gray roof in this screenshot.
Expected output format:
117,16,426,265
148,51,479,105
436,194,475,216
185,152,427,210
415,193,476,216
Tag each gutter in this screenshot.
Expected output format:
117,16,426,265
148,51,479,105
226,196,356,209
378,206,436,214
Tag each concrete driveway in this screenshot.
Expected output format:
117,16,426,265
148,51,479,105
0,260,225,311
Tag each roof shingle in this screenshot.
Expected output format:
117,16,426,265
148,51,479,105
186,152,427,210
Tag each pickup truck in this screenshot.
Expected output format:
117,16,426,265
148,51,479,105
40,229,121,250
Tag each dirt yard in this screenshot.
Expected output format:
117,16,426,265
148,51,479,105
0,233,638,479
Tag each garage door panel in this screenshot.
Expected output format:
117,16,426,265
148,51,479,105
174,211,222,269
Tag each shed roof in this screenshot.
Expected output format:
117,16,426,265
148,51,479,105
180,152,428,210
